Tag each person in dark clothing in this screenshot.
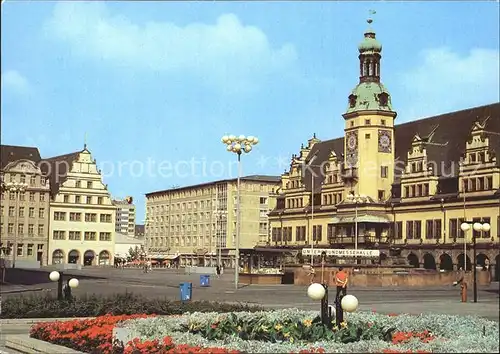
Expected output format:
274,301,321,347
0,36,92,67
63,279,72,300
216,265,221,278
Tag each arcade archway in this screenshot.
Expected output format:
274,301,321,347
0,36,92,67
457,253,472,271
68,249,80,264
99,250,111,265
423,253,436,270
439,253,453,271
84,250,95,266
52,249,64,265
407,253,419,268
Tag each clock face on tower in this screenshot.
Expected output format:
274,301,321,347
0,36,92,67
378,129,392,153
346,131,358,152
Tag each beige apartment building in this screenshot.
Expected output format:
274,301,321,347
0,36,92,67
145,175,280,267
113,198,136,237
44,145,116,266
1,145,51,266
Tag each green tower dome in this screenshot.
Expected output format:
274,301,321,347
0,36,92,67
358,29,382,53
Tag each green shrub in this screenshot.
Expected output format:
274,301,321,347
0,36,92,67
0,292,263,319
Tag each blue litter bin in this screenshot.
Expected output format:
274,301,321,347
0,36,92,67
179,282,192,302
200,274,211,287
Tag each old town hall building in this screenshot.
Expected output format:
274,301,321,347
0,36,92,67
266,18,500,280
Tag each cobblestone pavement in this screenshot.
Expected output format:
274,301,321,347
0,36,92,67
2,268,499,321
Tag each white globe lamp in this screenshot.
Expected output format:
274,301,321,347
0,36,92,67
307,283,326,301
473,223,482,232
68,278,79,288
460,222,470,232
341,294,359,313
481,223,491,232
49,271,60,282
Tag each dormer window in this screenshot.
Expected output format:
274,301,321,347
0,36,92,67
348,94,357,108
378,92,389,106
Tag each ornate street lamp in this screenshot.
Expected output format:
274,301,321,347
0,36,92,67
460,221,491,303
5,182,28,268
221,134,259,290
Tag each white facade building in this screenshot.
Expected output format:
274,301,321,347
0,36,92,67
45,145,116,266
113,198,136,237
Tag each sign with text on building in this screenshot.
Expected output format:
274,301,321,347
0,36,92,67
301,248,380,258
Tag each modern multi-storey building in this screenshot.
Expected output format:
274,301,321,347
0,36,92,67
266,18,500,280
113,198,136,237
43,144,116,266
145,175,280,267
135,224,145,238
0,145,51,266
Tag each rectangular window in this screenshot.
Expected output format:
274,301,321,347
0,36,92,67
100,214,112,223
426,220,434,239
434,219,442,239
54,212,66,221
70,212,82,221
85,213,97,222
27,244,34,256
29,207,35,218
99,232,111,241
53,231,66,240
38,224,44,235
39,208,45,218
28,224,34,235
327,224,336,242
313,225,322,242
64,195,69,203
381,166,388,178
84,232,96,241
406,221,414,239
450,219,458,239
378,190,385,200
29,192,35,201
69,231,81,240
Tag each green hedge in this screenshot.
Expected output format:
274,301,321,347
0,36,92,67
0,292,263,319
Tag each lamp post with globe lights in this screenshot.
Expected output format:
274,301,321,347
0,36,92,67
221,134,259,290
460,221,490,303
5,182,29,268
49,271,79,300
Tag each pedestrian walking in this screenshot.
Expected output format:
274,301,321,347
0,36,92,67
216,265,221,279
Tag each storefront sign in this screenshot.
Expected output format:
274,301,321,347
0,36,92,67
301,248,380,258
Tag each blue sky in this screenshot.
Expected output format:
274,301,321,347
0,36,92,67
1,1,499,221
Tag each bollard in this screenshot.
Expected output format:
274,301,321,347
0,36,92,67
461,282,468,303
320,284,331,328
57,272,64,300
335,294,344,327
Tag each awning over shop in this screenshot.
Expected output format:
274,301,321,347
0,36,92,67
331,214,390,224
149,254,180,260
253,248,298,254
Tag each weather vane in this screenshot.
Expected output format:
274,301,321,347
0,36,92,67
368,9,376,25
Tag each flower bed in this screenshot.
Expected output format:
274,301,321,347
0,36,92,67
115,309,500,353
29,310,499,353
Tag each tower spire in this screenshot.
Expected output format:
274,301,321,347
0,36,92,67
358,9,382,83
84,132,87,150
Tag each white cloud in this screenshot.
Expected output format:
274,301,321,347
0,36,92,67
45,2,298,94
398,47,500,120
1,70,30,94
